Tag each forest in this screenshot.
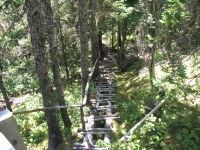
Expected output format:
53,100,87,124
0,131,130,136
0,0,200,149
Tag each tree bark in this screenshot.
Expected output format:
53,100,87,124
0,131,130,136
117,21,122,68
111,20,115,49
25,0,62,148
42,0,72,127
58,18,70,79
121,21,127,59
149,0,159,91
79,0,89,103
91,0,99,78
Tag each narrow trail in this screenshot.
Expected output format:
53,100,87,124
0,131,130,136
73,47,119,150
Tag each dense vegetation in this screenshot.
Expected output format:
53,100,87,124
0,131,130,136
0,0,200,149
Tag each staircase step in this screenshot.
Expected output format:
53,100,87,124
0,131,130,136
96,88,114,92
78,128,114,132
91,100,116,104
84,114,120,121
80,131,108,134
96,87,114,90
96,94,115,98
94,105,118,110
98,81,114,84
98,85,115,88
73,147,108,150
73,143,108,150
97,94,115,96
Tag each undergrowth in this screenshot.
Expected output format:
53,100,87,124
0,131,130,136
13,79,84,149
96,58,200,149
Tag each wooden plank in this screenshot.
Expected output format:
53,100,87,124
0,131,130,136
101,76,114,79
120,99,166,141
98,81,114,84
73,145,108,150
98,85,115,88
80,131,108,134
95,105,118,110
96,88,114,92
0,109,27,150
74,143,100,147
97,94,115,96
82,57,99,105
84,116,120,122
73,148,108,150
91,100,116,104
84,115,120,122
96,95,115,98
96,87,114,90
96,91,113,94
91,98,115,101
78,128,113,132
95,105,118,108
90,114,118,118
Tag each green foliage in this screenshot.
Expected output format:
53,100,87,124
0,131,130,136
174,123,199,149
4,64,39,96
15,95,46,147
10,28,25,39
108,55,200,149
14,79,83,149
13,0,24,7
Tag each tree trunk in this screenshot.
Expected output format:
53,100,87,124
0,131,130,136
25,0,62,149
117,21,122,68
121,21,127,59
111,20,115,49
149,0,159,91
150,41,157,91
42,0,72,127
0,68,12,112
79,0,89,103
91,0,99,78
99,30,104,57
59,18,70,79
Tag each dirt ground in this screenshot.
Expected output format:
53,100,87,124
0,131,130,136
0,94,29,112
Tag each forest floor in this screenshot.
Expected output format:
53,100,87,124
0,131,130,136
0,94,29,111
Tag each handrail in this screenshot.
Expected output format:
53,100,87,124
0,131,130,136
120,99,166,141
82,56,99,105
12,105,82,115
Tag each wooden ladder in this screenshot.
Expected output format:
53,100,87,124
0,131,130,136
73,49,118,150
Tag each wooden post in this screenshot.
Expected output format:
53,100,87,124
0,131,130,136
0,109,27,150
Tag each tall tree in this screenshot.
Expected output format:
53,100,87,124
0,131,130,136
91,0,99,78
78,0,89,102
42,0,72,127
25,0,62,148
